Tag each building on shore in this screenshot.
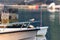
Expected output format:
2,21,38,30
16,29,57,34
0,0,48,5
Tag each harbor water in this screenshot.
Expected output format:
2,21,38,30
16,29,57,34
36,36,46,40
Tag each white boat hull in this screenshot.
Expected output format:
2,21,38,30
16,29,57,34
0,31,36,40
0,28,38,40
0,27,48,40
37,27,48,36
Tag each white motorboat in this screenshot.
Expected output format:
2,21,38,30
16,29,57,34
0,23,48,40
0,24,39,40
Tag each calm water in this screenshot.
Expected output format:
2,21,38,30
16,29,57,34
36,36,47,40
42,11,60,40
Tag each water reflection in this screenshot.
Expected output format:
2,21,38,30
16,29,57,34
43,10,60,40
36,36,47,40
49,13,55,22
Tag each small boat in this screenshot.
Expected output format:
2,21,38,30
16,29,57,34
0,23,39,40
